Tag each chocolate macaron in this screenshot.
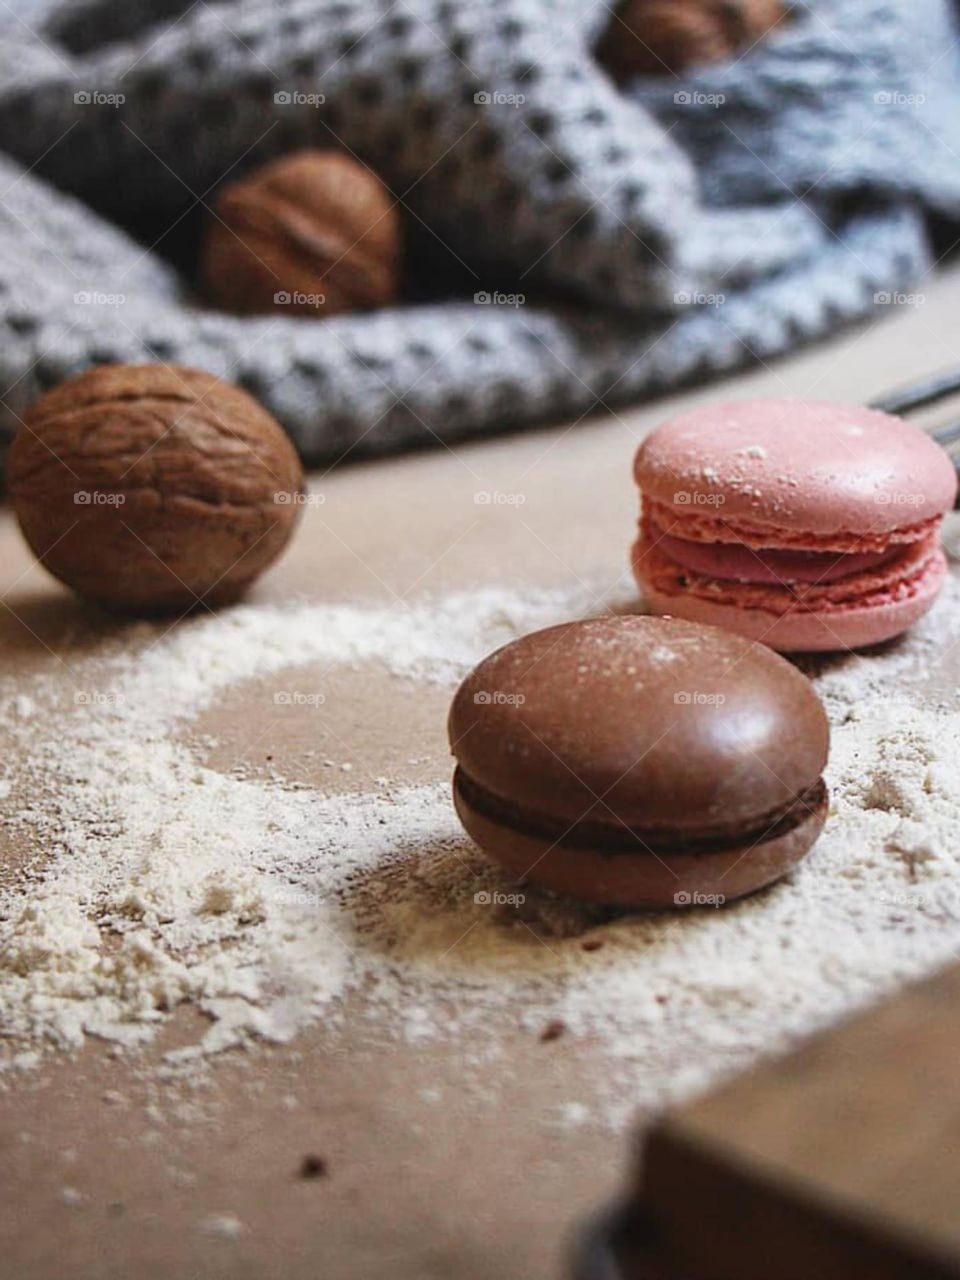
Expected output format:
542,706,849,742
448,616,829,908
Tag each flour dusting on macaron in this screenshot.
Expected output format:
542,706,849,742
632,399,957,652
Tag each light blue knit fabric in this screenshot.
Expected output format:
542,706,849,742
0,0,956,459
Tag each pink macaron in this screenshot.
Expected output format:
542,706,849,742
632,399,957,652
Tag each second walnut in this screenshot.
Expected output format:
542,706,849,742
203,149,400,317
597,0,786,76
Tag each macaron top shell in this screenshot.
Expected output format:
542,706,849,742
448,616,828,838
634,399,957,537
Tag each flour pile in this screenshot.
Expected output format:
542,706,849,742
2,575,960,1124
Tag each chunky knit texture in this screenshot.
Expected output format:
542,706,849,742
0,0,957,461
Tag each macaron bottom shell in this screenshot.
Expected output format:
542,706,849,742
633,536,948,653
453,768,829,909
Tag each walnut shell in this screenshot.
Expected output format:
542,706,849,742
7,364,304,615
202,149,400,317
597,0,786,76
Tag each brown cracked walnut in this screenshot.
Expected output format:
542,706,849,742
202,149,401,317
7,364,304,615
597,0,787,76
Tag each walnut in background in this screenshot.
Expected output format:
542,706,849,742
597,0,787,77
203,150,401,317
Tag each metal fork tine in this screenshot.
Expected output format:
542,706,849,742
931,422,960,447
870,369,960,416
929,423,960,508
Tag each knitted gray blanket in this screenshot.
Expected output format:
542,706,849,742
0,0,957,461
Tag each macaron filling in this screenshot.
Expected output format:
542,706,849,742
642,497,944,555
649,519,905,586
636,528,944,614
454,766,827,856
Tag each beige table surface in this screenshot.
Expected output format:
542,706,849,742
2,266,960,1280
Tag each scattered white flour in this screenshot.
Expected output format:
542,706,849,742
2,571,960,1129
198,1214,244,1239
